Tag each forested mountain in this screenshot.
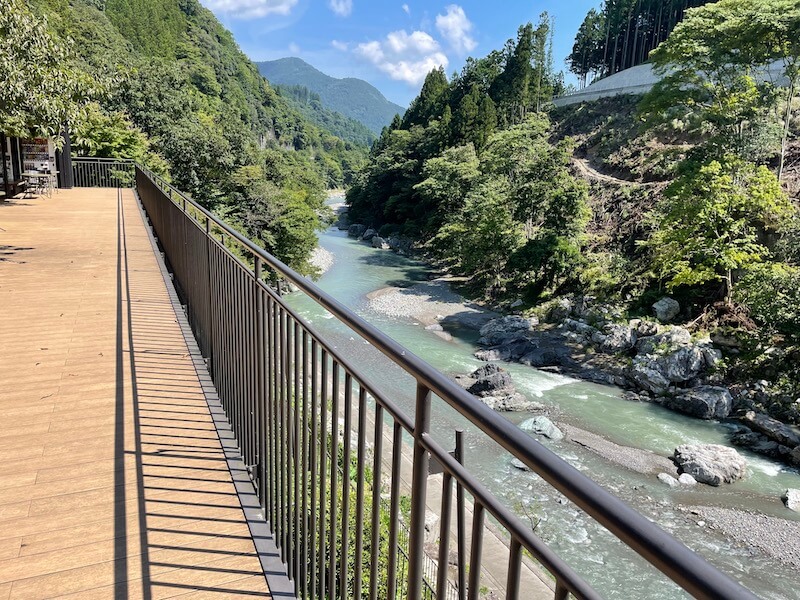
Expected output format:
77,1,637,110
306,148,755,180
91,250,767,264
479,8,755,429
29,0,367,274
275,84,376,148
257,58,405,134
568,0,710,88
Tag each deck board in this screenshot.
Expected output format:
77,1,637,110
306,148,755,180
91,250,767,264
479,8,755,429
0,188,270,599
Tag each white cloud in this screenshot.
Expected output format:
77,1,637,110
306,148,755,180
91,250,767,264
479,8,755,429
331,40,350,51
202,0,298,19
288,42,301,54
402,3,410,14
435,4,476,54
328,0,353,16
355,29,448,86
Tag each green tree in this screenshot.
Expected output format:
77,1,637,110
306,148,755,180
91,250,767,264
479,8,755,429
641,0,789,163
414,144,480,232
0,0,96,140
432,179,523,297
646,156,794,303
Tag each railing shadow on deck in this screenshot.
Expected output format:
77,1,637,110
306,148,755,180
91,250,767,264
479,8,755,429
86,160,759,600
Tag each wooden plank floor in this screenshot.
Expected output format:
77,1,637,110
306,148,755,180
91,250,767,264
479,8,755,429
0,189,271,599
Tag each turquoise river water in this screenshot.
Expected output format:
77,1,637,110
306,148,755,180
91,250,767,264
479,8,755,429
283,217,800,599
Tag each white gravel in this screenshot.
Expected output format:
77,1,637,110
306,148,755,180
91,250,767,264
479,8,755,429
310,246,334,275
367,279,491,328
687,505,800,570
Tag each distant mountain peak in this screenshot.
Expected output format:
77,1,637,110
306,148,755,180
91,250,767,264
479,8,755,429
257,57,405,134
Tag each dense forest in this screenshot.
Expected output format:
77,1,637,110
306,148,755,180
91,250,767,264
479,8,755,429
17,0,367,274
275,84,377,148
568,0,710,87
348,0,800,421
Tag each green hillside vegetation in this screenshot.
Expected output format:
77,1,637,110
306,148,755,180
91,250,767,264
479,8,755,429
257,57,405,134
348,0,800,419
20,0,368,275
275,84,376,147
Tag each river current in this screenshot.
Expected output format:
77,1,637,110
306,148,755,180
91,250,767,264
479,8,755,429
284,213,800,599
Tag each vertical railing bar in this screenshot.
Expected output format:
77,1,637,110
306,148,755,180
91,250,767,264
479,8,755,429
293,320,301,585
328,361,340,600
267,295,276,528
319,349,328,600
300,329,309,600
436,458,454,599
407,383,432,599
386,421,402,599
254,259,265,511
340,372,353,599
456,429,466,600
309,337,319,598
554,581,569,600
467,502,485,600
353,385,367,597
506,538,522,600
369,403,384,600
278,306,287,564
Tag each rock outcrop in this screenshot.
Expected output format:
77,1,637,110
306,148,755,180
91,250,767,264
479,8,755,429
652,297,680,322
371,235,389,249
663,386,732,419
783,489,800,512
741,411,800,448
347,224,366,238
519,416,564,440
458,363,543,412
673,444,747,486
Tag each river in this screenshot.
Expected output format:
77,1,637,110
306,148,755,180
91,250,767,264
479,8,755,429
284,212,800,599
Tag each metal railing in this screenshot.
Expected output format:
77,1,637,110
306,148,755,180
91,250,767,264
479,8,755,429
72,157,135,188
128,164,758,600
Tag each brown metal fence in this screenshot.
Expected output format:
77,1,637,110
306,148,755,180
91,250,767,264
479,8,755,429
131,164,758,600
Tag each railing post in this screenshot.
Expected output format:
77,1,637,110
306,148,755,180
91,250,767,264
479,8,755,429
407,382,432,599
254,256,265,507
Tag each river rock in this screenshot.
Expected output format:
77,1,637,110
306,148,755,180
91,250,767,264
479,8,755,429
628,346,705,394
783,489,800,512
466,363,514,397
479,316,538,346
636,327,692,355
673,444,747,486
348,224,365,238
519,346,574,369
371,235,389,249
652,297,680,322
792,446,800,466
596,323,637,354
563,318,598,338
632,319,659,337
511,457,531,471
474,347,511,361
658,473,680,487
547,298,574,322
664,386,732,420
480,393,544,412
360,228,377,242
387,235,413,255
678,473,697,485
519,416,564,440
741,411,800,448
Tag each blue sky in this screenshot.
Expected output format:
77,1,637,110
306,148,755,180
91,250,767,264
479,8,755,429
200,0,599,107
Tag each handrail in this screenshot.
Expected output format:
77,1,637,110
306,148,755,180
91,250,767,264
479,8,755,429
134,164,758,599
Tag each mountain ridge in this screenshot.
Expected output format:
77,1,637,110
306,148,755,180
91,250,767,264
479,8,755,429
257,57,405,134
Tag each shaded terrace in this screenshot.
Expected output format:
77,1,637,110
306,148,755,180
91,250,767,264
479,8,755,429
0,188,274,598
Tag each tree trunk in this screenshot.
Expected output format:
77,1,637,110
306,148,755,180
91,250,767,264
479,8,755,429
779,74,797,182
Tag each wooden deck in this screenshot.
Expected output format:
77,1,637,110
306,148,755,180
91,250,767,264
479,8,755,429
0,189,271,599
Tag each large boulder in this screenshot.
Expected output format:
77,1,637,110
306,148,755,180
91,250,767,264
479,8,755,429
466,363,515,397
792,446,800,466
664,386,733,420
652,297,680,323
348,224,366,238
658,473,680,487
360,228,377,242
783,489,800,512
673,444,747,486
371,236,389,249
636,327,692,355
479,394,544,412
741,411,800,448
595,323,637,354
479,316,538,346
519,416,564,440
628,345,705,394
